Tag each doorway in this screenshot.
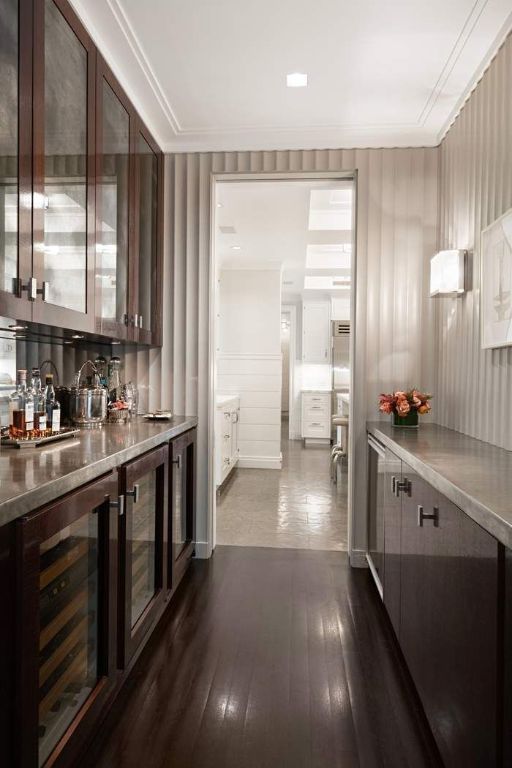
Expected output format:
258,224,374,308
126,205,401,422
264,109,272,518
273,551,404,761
211,175,355,552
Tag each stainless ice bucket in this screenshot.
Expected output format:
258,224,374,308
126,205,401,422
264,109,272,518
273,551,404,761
70,385,107,426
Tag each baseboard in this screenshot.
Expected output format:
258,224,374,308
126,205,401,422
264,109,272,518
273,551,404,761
350,548,369,569
193,541,211,559
238,455,282,470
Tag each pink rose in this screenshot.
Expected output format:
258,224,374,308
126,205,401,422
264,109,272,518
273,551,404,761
396,399,410,416
379,401,393,414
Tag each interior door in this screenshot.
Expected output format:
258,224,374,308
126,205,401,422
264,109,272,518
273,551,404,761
0,0,33,322
169,429,196,590
31,0,96,332
118,444,167,668
15,472,118,768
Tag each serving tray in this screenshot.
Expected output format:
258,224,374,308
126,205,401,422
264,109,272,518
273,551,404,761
1,428,80,449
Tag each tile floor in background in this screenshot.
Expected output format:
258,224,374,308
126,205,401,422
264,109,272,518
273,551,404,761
216,437,348,550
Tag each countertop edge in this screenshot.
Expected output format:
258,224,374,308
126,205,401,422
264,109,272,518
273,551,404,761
0,416,198,527
367,421,512,549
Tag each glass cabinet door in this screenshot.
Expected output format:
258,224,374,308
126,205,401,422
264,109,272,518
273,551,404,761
170,430,196,589
134,128,161,344
32,0,95,331
119,444,167,667
96,62,130,339
0,0,32,320
16,473,117,768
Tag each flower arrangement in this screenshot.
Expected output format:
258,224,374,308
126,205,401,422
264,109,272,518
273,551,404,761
379,389,432,427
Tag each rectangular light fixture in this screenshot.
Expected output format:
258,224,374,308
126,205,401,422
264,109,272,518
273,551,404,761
429,249,466,297
286,72,308,88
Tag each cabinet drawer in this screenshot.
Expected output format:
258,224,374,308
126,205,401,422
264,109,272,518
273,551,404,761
303,393,330,408
302,420,330,438
304,405,329,421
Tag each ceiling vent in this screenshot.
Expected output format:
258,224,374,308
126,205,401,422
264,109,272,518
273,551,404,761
219,225,236,235
333,321,350,336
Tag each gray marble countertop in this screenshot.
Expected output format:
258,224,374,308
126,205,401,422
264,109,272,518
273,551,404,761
367,421,512,549
0,415,197,527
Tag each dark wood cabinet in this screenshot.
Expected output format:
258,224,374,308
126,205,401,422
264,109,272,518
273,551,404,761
15,472,119,768
31,0,96,333
169,429,196,589
118,444,168,668
383,448,402,637
0,0,164,345
0,0,33,322
399,461,501,768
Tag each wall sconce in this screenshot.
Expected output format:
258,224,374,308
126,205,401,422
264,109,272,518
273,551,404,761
429,249,466,297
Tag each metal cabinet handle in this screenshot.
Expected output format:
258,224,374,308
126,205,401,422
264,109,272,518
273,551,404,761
126,484,140,504
109,494,125,517
418,505,439,527
395,478,412,497
172,454,182,470
139,315,143,329
16,276,37,301
391,476,396,495
37,281,49,301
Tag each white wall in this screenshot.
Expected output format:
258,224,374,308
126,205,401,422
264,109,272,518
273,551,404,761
217,268,282,468
332,296,351,321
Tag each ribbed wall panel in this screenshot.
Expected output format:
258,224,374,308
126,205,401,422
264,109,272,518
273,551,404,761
166,147,438,553
437,32,512,450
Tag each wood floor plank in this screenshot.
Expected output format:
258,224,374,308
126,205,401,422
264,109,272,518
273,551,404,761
84,547,439,768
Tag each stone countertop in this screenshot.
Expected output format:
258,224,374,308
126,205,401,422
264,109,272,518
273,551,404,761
0,415,197,527
367,421,512,549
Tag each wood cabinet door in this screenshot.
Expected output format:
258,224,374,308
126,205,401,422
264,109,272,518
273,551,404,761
118,444,168,669
15,472,119,768
400,463,501,767
382,448,402,636
131,122,163,346
31,0,96,333
169,429,196,591
0,0,33,322
94,54,133,342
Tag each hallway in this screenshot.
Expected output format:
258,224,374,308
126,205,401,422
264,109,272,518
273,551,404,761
217,439,348,550
84,547,438,768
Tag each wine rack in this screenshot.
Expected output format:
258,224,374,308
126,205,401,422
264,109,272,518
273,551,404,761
37,519,99,766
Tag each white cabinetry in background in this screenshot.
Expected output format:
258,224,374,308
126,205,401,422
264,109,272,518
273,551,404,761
216,395,240,487
302,301,331,363
301,391,331,444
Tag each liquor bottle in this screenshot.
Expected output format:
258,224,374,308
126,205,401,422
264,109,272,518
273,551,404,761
107,356,122,403
31,367,47,436
45,374,61,433
8,369,34,438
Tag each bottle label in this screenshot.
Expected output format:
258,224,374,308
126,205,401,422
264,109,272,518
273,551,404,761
8,402,15,425
51,410,60,433
25,402,34,430
38,414,47,433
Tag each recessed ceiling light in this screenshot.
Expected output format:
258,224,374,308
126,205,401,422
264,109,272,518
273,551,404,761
231,245,241,250
287,72,308,88
8,324,28,331
216,203,223,208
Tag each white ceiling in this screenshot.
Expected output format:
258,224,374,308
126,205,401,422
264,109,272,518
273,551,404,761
215,180,353,301
70,0,512,152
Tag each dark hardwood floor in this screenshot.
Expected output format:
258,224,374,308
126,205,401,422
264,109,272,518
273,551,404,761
84,547,440,768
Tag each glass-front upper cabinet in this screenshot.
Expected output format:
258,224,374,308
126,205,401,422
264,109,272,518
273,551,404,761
95,58,131,339
0,0,32,321
32,0,96,332
134,126,162,345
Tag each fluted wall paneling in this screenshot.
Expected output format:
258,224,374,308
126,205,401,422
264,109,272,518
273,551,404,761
167,148,438,555
437,32,512,450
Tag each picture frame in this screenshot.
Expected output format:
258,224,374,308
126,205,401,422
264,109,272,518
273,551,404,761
481,206,512,349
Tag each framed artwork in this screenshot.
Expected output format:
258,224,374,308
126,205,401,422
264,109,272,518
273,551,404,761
481,207,512,349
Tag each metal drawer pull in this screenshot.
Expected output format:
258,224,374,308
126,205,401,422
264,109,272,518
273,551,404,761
109,495,125,517
172,454,182,470
395,478,412,497
126,484,140,504
418,505,439,527
391,476,396,495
